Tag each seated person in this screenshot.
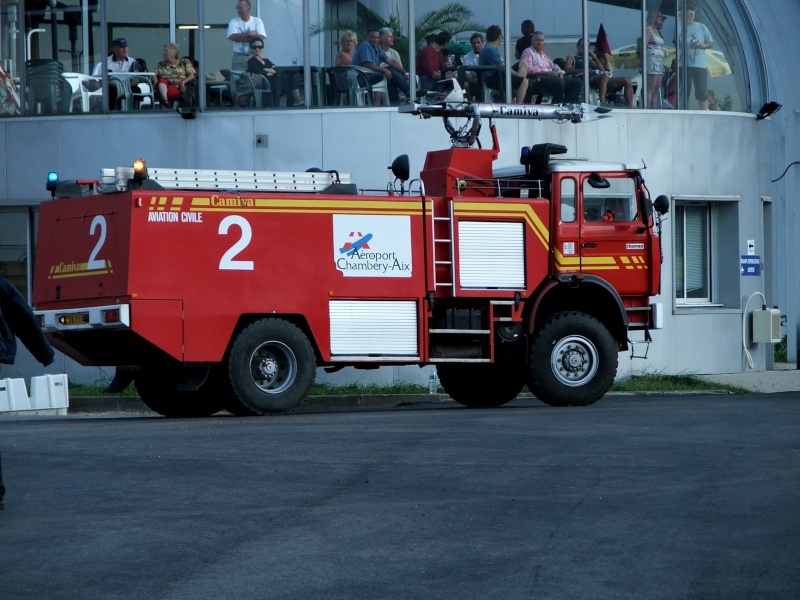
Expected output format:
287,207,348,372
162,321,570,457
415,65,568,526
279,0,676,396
478,25,529,104
564,38,609,102
86,37,151,110
155,42,196,107
520,31,581,104
461,33,485,100
352,28,410,105
247,41,303,106
336,30,357,67
417,31,455,93
598,52,634,107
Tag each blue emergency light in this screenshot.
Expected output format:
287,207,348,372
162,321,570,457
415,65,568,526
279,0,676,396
46,171,58,198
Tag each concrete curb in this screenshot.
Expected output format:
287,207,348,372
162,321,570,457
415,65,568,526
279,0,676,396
68,394,455,414
66,389,739,415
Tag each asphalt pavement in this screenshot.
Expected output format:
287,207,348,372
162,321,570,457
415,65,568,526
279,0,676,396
1,394,798,599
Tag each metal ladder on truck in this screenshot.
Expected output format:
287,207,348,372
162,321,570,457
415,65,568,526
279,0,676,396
430,197,455,295
101,166,354,194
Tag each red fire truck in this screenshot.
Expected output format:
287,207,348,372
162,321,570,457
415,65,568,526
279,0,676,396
33,86,668,417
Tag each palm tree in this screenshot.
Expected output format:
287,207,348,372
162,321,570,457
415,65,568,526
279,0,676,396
310,3,486,65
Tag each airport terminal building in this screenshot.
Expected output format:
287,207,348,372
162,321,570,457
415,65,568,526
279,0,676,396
0,0,797,385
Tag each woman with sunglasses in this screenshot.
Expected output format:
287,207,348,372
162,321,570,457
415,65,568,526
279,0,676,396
247,42,303,106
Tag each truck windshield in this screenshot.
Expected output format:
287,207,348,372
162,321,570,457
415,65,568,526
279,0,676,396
583,177,637,222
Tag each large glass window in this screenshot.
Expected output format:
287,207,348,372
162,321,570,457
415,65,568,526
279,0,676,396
673,0,744,111
503,0,746,111
0,0,750,115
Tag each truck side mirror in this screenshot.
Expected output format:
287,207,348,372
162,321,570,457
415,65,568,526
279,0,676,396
653,195,670,215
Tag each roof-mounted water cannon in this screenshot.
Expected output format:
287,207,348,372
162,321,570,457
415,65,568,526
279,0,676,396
399,79,612,148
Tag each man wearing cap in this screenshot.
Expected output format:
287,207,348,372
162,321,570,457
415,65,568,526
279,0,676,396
227,0,266,71
92,38,140,76
88,38,148,110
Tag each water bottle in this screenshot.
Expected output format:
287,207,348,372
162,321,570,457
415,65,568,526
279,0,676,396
428,372,437,394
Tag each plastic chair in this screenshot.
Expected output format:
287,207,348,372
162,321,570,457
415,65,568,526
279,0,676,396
326,67,352,105
26,74,72,115
369,74,389,106
327,67,371,106
349,66,389,106
62,72,100,112
25,59,63,77
228,70,271,108
254,74,273,107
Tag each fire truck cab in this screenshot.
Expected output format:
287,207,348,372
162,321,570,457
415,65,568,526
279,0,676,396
33,82,668,417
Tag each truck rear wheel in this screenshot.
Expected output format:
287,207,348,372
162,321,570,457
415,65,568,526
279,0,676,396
228,318,316,414
528,311,617,407
134,366,224,418
437,363,526,408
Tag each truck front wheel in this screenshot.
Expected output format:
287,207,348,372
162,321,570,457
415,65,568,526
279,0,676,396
437,363,526,408
228,318,316,415
528,311,617,407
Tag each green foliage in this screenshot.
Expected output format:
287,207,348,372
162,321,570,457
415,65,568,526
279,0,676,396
774,335,788,363
310,3,486,66
719,93,733,111
310,382,430,396
69,383,138,397
610,369,751,394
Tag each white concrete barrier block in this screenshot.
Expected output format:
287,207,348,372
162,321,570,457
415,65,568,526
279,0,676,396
0,378,31,412
29,374,70,409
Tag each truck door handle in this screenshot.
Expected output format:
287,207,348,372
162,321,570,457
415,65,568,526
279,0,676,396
581,242,597,248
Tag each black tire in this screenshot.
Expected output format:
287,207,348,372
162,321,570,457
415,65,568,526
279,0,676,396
437,363,526,408
204,363,259,417
527,311,617,407
134,365,224,418
227,318,316,415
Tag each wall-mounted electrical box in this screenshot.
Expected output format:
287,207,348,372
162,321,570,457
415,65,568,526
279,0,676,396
752,308,782,343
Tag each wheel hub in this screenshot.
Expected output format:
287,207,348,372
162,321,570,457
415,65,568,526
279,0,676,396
551,335,599,387
561,348,587,372
248,341,297,394
257,355,279,383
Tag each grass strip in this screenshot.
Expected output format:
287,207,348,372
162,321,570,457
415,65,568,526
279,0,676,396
68,372,749,397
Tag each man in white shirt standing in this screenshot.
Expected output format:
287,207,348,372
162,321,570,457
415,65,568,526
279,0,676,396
677,7,714,109
227,0,266,71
